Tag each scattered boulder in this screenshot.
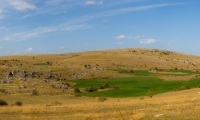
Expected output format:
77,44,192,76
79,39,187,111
45,72,54,79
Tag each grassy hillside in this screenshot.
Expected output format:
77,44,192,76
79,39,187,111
1,48,200,80
1,48,200,119
1,48,200,96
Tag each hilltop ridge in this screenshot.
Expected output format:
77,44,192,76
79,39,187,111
1,48,200,80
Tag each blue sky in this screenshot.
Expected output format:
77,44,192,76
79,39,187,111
0,0,200,56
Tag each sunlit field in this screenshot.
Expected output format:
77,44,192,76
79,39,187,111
1,48,200,119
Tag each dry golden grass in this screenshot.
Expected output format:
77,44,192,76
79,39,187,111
159,74,198,81
1,88,200,119
1,48,200,119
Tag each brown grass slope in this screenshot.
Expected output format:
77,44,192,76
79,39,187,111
1,48,200,79
1,48,200,119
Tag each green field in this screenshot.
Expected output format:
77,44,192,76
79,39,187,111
70,70,200,98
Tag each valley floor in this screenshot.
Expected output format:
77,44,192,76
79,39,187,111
1,88,200,120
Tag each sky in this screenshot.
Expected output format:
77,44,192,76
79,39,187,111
0,0,200,56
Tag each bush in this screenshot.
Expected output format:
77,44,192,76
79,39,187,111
130,70,134,73
147,90,154,98
0,89,7,93
30,89,39,95
86,87,98,92
74,88,81,93
15,101,22,106
0,99,8,106
99,83,110,89
179,85,191,90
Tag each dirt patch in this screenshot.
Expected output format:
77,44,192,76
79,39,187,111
159,74,198,81
150,71,188,75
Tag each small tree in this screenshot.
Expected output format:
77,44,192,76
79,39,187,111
86,87,98,92
147,90,154,98
15,101,22,106
100,83,110,89
30,89,39,95
74,88,81,93
0,99,8,106
130,70,134,73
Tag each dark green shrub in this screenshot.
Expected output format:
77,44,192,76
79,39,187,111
0,99,8,106
30,89,39,95
84,64,87,68
99,83,110,89
0,89,7,93
147,90,154,98
74,88,81,93
130,70,134,73
15,101,22,106
86,87,98,92
179,85,191,90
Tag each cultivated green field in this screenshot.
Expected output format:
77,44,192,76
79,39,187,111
70,69,200,97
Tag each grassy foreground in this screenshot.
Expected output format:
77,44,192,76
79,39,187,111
1,88,200,120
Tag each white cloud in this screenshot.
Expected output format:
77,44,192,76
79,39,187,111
139,39,157,44
0,2,183,43
85,0,103,5
116,35,127,39
7,0,36,11
116,35,141,39
26,47,33,52
116,34,157,44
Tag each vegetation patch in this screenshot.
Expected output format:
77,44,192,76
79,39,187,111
0,99,8,106
69,77,200,98
33,62,52,66
114,69,151,76
15,101,23,106
74,88,81,93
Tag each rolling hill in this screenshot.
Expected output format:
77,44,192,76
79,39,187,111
1,48,200,119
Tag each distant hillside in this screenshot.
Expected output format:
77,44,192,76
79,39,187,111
0,48,200,80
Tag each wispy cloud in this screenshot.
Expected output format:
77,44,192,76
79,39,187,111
116,35,140,39
140,39,157,44
0,2,184,43
26,47,33,52
0,24,91,42
116,34,158,44
76,2,185,25
85,0,104,5
7,0,36,11
116,35,127,39
96,3,180,17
